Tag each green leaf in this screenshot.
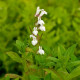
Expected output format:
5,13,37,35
68,61,80,68
5,74,22,79
16,40,26,53
29,75,40,80
67,66,80,80
6,52,22,63
44,73,52,80
58,45,65,60
57,68,69,80
47,56,59,62
15,78,19,80
29,64,38,69
45,62,55,67
26,47,34,52
5,76,10,80
35,55,46,64
0,1,7,23
44,69,62,80
64,44,77,67
57,18,62,24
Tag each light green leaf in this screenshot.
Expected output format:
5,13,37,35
6,52,22,63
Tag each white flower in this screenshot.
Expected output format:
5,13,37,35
32,27,38,35
32,37,38,46
36,18,45,26
39,25,46,31
38,46,44,55
30,34,36,38
30,34,38,46
35,6,41,17
39,9,47,17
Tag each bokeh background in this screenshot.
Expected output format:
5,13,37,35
0,0,80,79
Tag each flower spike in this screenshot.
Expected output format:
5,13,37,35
30,6,47,54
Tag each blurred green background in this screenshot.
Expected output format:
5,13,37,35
0,0,80,79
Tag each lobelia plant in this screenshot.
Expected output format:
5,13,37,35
5,7,48,80
5,7,80,80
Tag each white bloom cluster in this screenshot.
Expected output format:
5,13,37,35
30,6,47,55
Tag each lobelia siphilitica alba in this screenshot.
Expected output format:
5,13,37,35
30,7,47,55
